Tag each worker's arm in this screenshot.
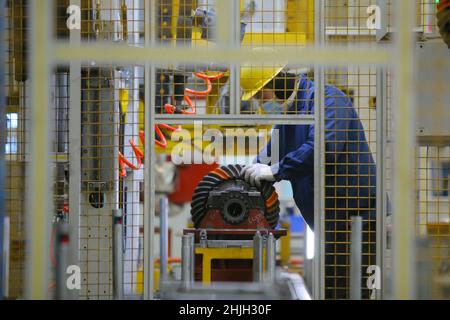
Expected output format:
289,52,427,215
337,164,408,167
272,91,353,182
255,127,275,165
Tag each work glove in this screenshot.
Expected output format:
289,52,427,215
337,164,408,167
241,163,276,187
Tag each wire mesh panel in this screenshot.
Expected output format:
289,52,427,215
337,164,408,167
240,0,314,115
322,67,377,300
78,65,114,299
119,67,146,299
323,1,379,300
241,0,314,47
5,0,448,300
154,1,228,116
74,0,144,44
78,65,145,299
59,0,146,300
417,0,439,34
381,0,439,36
3,0,30,299
325,0,378,39
414,39,450,299
416,146,450,298
48,66,70,296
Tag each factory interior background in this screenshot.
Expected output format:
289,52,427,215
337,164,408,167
0,0,449,301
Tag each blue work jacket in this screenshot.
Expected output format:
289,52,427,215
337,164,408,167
259,75,376,228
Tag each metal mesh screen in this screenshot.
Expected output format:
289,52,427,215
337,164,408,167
323,66,377,299
2,0,448,301
414,38,450,299
3,0,29,299
416,146,450,298
75,1,145,299
323,0,378,299
53,0,146,300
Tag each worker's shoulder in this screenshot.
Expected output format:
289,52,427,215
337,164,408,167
324,84,353,107
300,77,349,97
298,76,353,108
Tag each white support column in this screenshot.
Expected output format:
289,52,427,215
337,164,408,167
25,0,53,299
392,0,417,300
121,0,143,297
143,0,156,300
376,66,388,300
69,0,82,301
313,0,326,301
0,0,6,299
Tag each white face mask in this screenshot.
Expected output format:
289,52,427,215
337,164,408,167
279,77,300,110
258,76,300,114
262,100,283,113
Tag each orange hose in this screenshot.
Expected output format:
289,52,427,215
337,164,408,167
119,72,224,178
154,257,182,264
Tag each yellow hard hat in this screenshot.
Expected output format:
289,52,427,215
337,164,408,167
240,63,285,101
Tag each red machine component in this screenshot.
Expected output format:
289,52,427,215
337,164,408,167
168,163,220,205
187,164,283,283
197,208,270,229
190,164,280,229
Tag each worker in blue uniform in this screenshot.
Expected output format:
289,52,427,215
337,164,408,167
241,67,377,299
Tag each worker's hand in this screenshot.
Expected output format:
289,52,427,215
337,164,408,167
241,163,276,187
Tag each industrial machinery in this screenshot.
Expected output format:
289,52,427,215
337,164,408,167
181,164,285,284
190,164,280,230
166,164,311,300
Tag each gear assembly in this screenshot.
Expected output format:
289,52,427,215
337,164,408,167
182,164,286,284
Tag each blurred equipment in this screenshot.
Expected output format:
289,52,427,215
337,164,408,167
192,7,216,40
416,41,450,144
437,0,450,48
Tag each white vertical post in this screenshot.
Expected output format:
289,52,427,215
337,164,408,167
376,67,387,300
26,0,53,299
314,0,326,301
159,195,168,285
253,231,263,282
113,209,124,299
143,0,157,300
69,0,82,301
265,233,276,283
0,0,6,299
181,234,192,288
350,216,362,300
392,0,417,300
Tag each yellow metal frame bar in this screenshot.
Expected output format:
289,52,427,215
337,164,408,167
195,247,265,285
280,222,291,265
54,44,391,65
392,0,417,299
26,0,52,299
